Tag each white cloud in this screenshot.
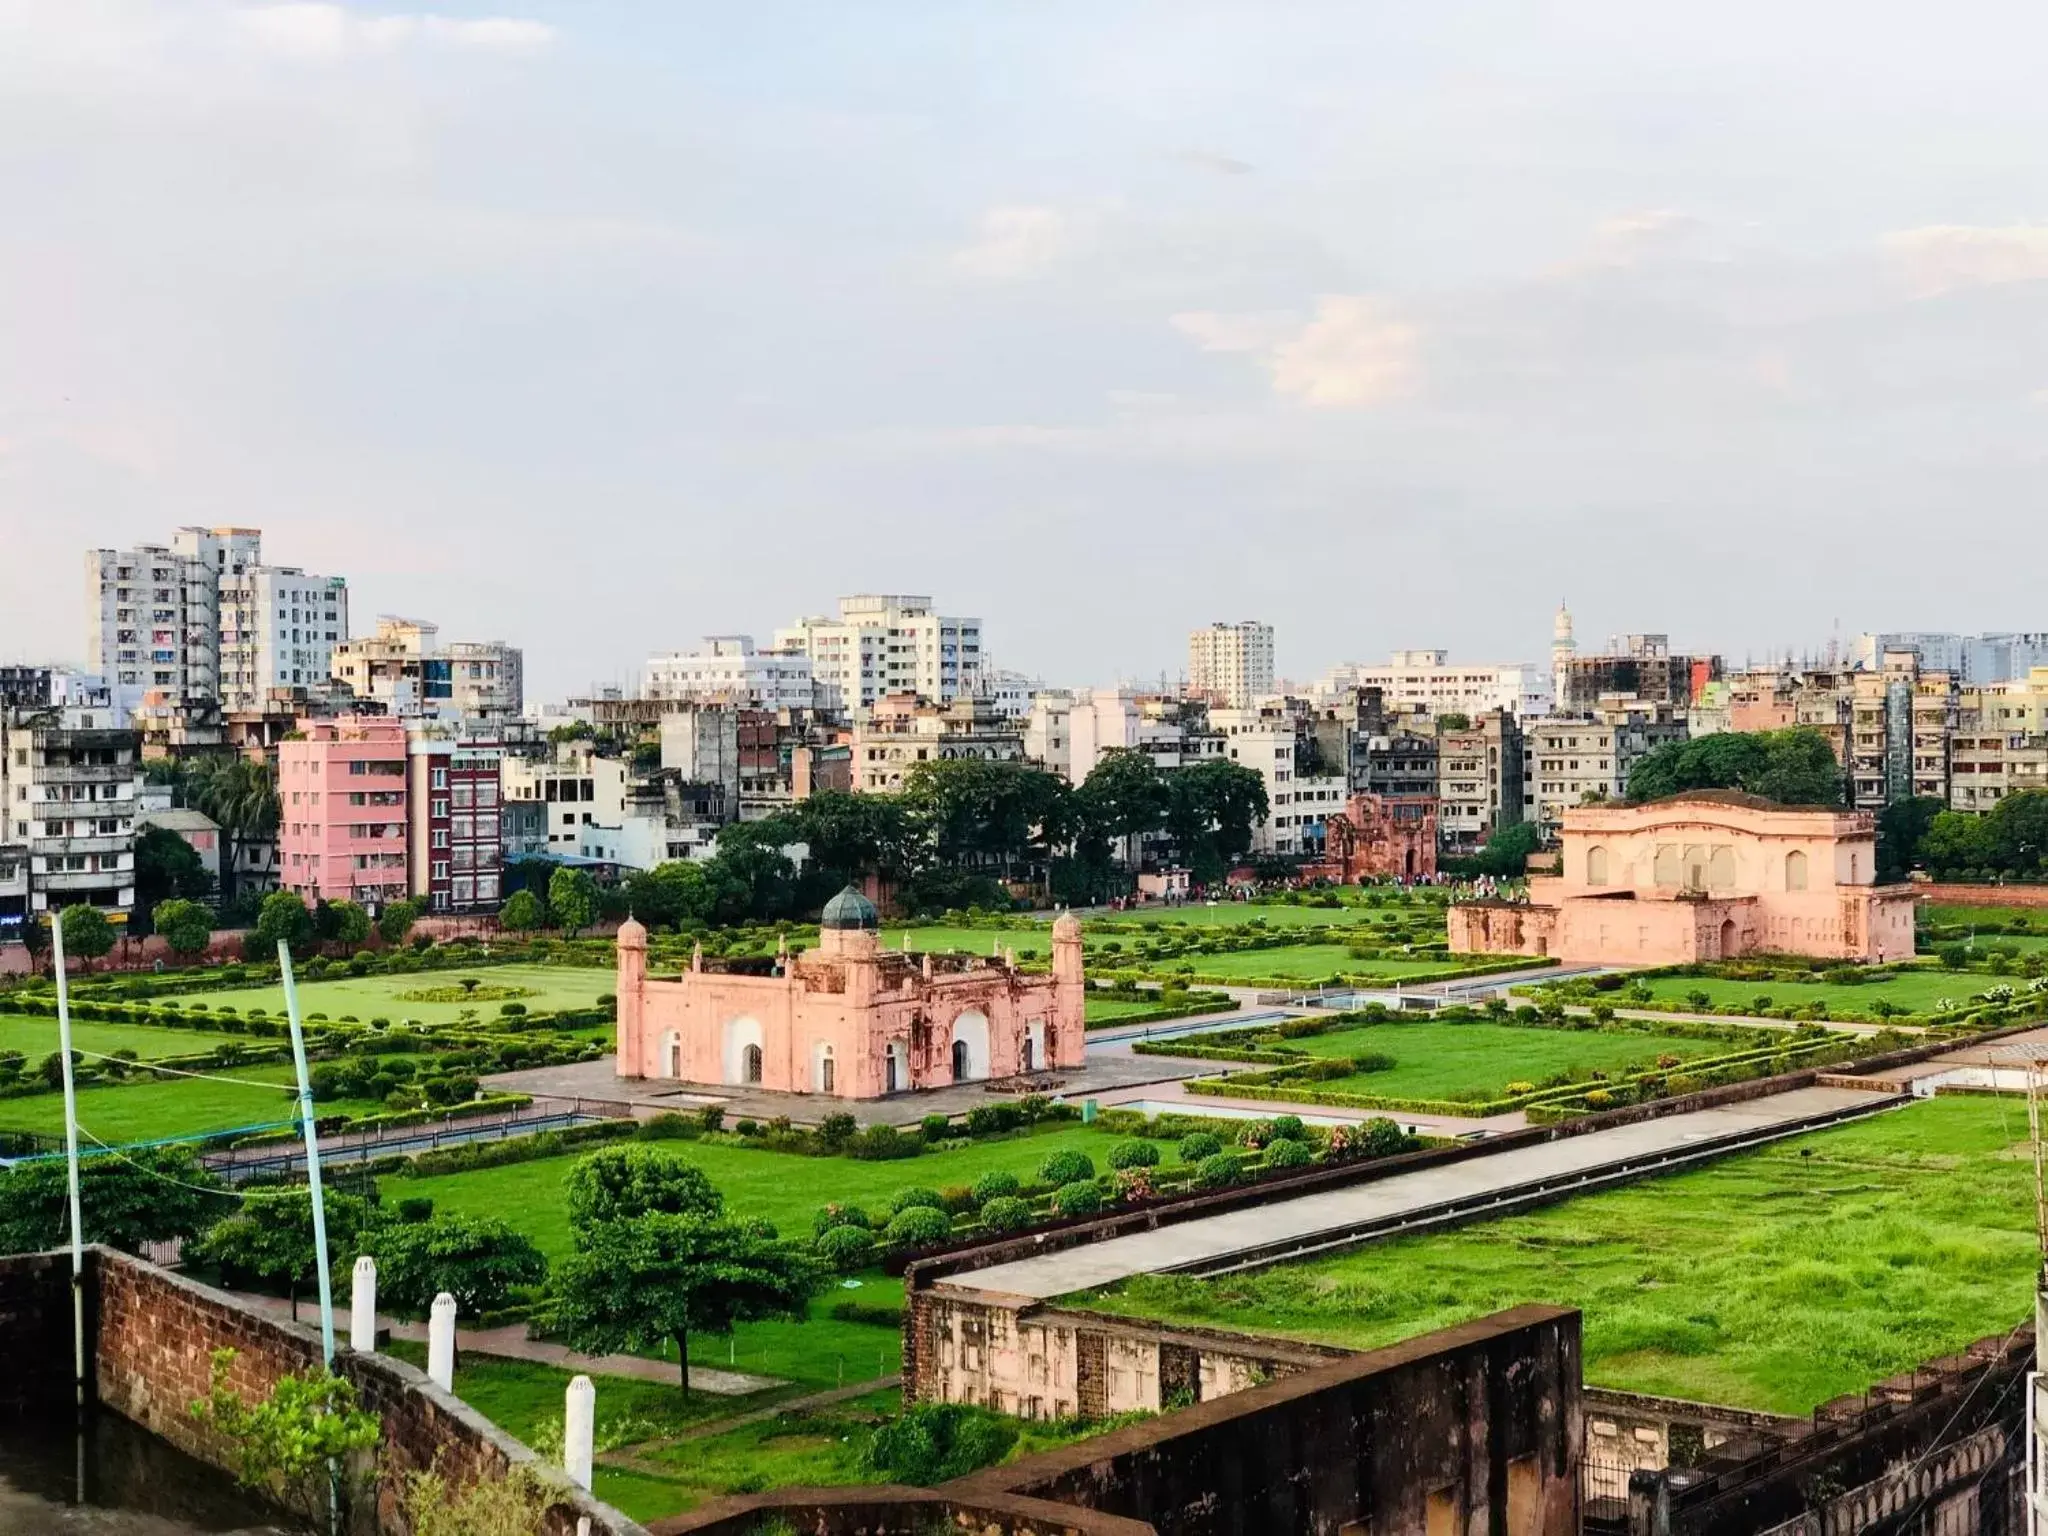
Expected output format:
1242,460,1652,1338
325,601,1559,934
1268,296,1419,407
952,206,1076,280
234,4,554,60
1884,225,2048,297
1169,309,1299,353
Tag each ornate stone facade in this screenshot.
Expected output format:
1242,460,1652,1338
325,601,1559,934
1449,791,1916,966
616,889,1087,1099
1306,791,1438,883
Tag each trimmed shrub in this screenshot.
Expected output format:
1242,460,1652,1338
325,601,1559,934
1197,1151,1244,1189
884,1205,954,1247
1268,1115,1307,1142
813,1203,873,1236
815,1224,875,1272
1265,1138,1313,1171
1178,1131,1223,1163
1052,1180,1103,1218
971,1170,1021,1207
889,1186,946,1216
1037,1149,1096,1186
849,1124,920,1161
1106,1139,1160,1170
979,1196,1032,1233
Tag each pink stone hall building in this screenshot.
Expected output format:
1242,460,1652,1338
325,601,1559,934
615,888,1087,1100
1449,791,1916,967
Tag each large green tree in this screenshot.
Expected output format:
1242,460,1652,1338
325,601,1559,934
1919,811,1998,874
134,825,214,931
353,1213,546,1316
151,897,216,960
185,757,280,908
1988,791,2048,876
1624,728,1845,808
499,887,544,935
1877,796,1947,880
1075,750,1171,868
0,1147,228,1256
195,1187,373,1320
255,890,312,952
1164,759,1270,884
901,759,1070,879
57,904,116,971
564,1145,722,1228
546,866,599,935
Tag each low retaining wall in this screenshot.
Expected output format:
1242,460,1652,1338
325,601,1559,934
1916,883,2048,910
0,1247,647,1536
649,1490,1157,1536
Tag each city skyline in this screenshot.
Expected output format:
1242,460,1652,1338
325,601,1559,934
8,2,2048,701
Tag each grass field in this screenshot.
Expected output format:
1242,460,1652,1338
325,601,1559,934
1079,1097,2036,1414
387,1123,1135,1260
1083,903,1399,930
1273,1020,1726,1101
1084,996,1170,1023
0,1013,243,1062
883,926,1051,960
185,963,616,1025
1143,945,1460,982
0,1060,384,1142
1626,969,2003,1018
1921,903,2048,933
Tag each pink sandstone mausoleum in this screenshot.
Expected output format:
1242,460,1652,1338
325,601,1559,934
615,887,1087,1099
1448,791,1916,966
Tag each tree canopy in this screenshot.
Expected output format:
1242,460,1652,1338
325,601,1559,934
1912,791,2048,878
194,1187,373,1318
1624,728,1846,808
0,1146,229,1256
355,1213,547,1316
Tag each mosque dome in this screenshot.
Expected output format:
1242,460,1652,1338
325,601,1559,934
820,886,880,931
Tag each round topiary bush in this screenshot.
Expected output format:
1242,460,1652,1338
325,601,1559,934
815,1224,874,1272
1053,1180,1103,1217
971,1170,1021,1207
1178,1131,1223,1163
1269,1115,1307,1142
1197,1151,1244,1189
1037,1149,1096,1186
1106,1139,1161,1170
979,1195,1033,1232
813,1202,873,1236
884,1205,954,1247
1265,1138,1313,1170
890,1186,946,1216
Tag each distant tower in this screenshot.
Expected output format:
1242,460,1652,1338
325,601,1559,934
1551,602,1577,711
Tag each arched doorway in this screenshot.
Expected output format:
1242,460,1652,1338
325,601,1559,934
949,1011,989,1082
884,1040,908,1093
1719,918,1737,958
1023,1018,1046,1073
814,1042,836,1095
722,1017,764,1086
659,1029,682,1080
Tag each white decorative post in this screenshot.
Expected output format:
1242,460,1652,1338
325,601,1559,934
350,1257,378,1353
564,1374,595,1491
427,1292,457,1390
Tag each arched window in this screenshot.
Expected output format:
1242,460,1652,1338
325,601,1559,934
1654,845,1680,888
1707,846,1735,891
815,1043,836,1095
742,1044,763,1084
1586,846,1609,886
951,1040,970,1082
1785,850,1808,891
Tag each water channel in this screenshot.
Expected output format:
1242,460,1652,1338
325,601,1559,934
0,1409,288,1535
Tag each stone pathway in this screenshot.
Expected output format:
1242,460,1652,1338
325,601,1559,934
944,1084,1901,1301
225,1290,782,1395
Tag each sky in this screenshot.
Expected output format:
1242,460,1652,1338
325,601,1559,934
3,1,2048,703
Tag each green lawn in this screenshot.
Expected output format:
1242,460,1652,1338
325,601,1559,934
1143,945,1460,982
1079,1097,2036,1414
1626,969,2000,1019
1273,1020,1725,1101
387,1123,1134,1259
1083,903,1395,931
0,1013,244,1062
886,926,1050,960
1921,903,2048,933
183,963,616,1026
0,1061,383,1143
1085,996,1170,1023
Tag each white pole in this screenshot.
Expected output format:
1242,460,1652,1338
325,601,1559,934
428,1293,457,1390
350,1257,377,1353
277,942,337,1369
51,915,86,1412
564,1374,595,1491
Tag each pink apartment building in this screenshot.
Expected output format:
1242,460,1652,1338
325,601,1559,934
278,715,409,907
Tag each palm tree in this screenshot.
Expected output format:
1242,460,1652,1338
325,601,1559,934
188,757,280,909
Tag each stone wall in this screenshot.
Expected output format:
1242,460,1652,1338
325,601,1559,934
1916,882,2048,909
649,1490,1157,1536
0,1247,647,1536
905,1289,1346,1419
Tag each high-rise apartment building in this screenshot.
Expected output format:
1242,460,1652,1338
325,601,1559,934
774,596,982,712
219,560,350,712
1187,621,1275,710
1313,651,1548,719
1437,710,1524,851
278,715,409,906
645,636,817,710
406,730,504,914
1211,704,1346,857
0,697,141,924
850,695,1025,793
1521,704,1689,838
1853,631,2048,684
330,618,523,721
1849,653,1958,810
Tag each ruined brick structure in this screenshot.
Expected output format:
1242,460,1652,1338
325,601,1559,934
617,888,1086,1098
1306,790,1439,883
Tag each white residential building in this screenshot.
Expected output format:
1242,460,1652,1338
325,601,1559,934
501,743,628,853
976,668,1042,721
0,698,141,922
774,595,982,712
1314,651,1549,719
1187,621,1275,710
645,636,817,709
1520,705,1690,838
1853,631,2048,684
1212,707,1346,858
84,538,221,716
331,618,522,720
219,561,350,712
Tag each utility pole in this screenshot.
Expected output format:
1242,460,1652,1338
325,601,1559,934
278,940,340,1536
52,916,87,1413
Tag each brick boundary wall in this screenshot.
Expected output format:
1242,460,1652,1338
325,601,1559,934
1916,882,2048,909
0,1247,648,1536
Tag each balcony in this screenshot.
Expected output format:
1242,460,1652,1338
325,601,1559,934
40,869,131,896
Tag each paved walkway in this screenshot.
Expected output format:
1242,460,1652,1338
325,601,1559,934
227,1290,781,1396
946,1085,1897,1301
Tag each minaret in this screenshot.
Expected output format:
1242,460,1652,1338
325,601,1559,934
1050,910,1084,1068
1551,601,1577,712
616,914,647,1078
